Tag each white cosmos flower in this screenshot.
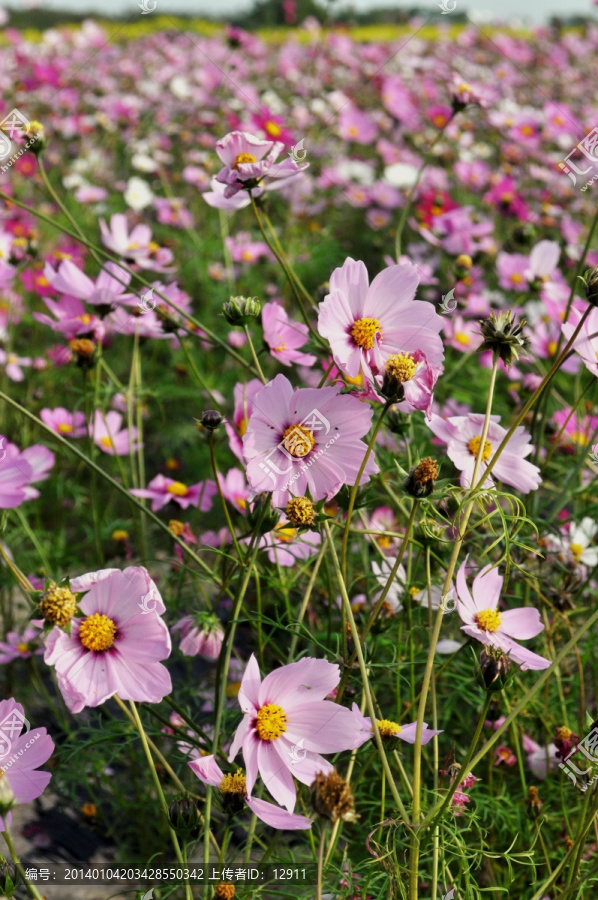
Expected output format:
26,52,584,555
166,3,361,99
124,177,154,212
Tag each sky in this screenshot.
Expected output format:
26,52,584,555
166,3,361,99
6,0,594,25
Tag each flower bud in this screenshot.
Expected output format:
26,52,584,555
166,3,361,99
26,121,47,155
404,457,439,498
525,785,543,820
38,581,78,628
0,773,14,819
380,353,416,402
476,646,511,692
246,492,279,535
583,267,598,306
222,295,261,325
385,409,411,435
199,409,223,431
478,311,529,367
0,856,18,898
168,793,201,835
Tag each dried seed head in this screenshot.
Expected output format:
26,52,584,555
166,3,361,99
38,582,78,628
404,457,439,498
214,884,235,900
312,769,358,823
286,497,316,527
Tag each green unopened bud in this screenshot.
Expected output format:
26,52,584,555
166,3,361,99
168,793,200,835
0,772,15,818
222,295,261,326
0,856,18,898
478,310,529,367
583,267,598,306
199,409,223,431
246,492,279,535
476,646,511,692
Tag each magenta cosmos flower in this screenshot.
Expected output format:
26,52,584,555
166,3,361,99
225,378,265,463
0,698,54,830
0,624,42,664
243,374,378,507
89,410,141,456
0,441,33,509
228,655,363,811
171,614,224,659
351,704,441,746
40,407,87,438
455,559,550,671
131,474,217,512
427,413,541,493
189,755,311,830
318,257,444,385
261,301,316,367
44,567,172,713
213,131,308,201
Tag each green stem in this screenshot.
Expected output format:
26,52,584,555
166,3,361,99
243,324,267,383
2,828,44,899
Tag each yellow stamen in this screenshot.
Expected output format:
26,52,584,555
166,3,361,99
238,417,248,437
281,424,315,458
57,422,73,434
350,317,382,350
455,331,471,346
219,770,247,795
475,608,502,633
167,481,189,497
255,703,288,741
99,436,114,449
233,153,257,168
570,543,584,562
547,340,558,356
79,613,117,652
16,642,29,654
385,353,416,383
468,436,492,461
275,525,297,543
265,121,282,138
272,343,287,352
376,718,402,736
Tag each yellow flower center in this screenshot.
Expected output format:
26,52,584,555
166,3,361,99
475,608,502,633
570,430,589,446
17,642,29,654
570,543,584,562
36,275,49,287
77,314,92,325
100,436,114,449
167,481,189,497
112,529,129,541
520,125,534,137
219,770,247,796
510,273,524,284
556,726,573,741
547,340,558,356
376,718,402,736
275,525,297,543
350,317,382,350
455,331,471,346
238,416,248,437
272,343,287,352
255,703,288,741
148,241,160,253
57,422,73,434
265,121,282,138
236,497,247,510
281,424,315,458
468,436,492,461
377,535,392,550
233,153,257,168
385,353,416,383
79,613,117,652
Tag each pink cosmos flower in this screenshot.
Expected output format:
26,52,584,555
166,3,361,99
494,745,517,766
351,704,441,746
99,213,174,271
0,444,33,509
243,373,379,508
0,349,32,382
522,735,559,779
0,624,42,664
190,754,311,830
225,379,264,463
131,474,217,512
44,567,172,713
561,306,598,377
172,615,224,659
89,410,141,456
228,655,363,811
496,253,529,291
44,259,135,309
213,131,308,201
261,301,316,367
33,295,105,341
40,407,87,438
427,413,541,493
525,240,560,283
218,467,250,513
338,105,378,144
251,107,295,146
2,441,55,503
0,698,54,830
455,559,550,671
318,257,444,384
260,520,321,567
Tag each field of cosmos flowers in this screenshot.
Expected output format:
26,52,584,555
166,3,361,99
1,5,598,900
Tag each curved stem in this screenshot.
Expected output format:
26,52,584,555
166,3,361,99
2,828,44,900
